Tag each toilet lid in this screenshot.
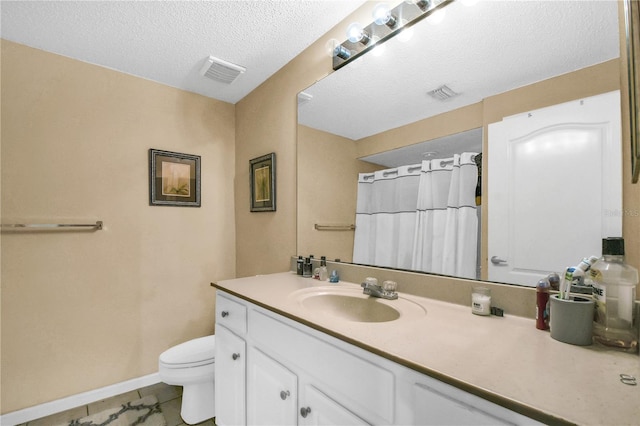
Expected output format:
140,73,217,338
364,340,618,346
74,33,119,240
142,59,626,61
160,335,215,366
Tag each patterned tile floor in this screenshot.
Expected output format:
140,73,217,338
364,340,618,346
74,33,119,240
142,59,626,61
18,382,215,426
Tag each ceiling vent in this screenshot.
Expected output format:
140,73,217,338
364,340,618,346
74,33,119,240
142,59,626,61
200,56,246,84
427,84,459,101
298,92,313,106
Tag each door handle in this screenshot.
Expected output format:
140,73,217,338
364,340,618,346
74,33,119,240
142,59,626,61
491,256,507,265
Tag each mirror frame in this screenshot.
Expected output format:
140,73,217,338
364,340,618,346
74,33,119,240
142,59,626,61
625,0,640,183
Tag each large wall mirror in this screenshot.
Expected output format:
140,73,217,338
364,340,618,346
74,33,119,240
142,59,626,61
297,0,624,287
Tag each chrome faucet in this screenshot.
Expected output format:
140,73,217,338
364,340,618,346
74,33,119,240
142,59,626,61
361,278,398,300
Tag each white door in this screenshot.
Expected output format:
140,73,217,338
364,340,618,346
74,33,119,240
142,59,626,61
488,91,622,286
215,326,246,426
247,346,298,426
299,385,369,426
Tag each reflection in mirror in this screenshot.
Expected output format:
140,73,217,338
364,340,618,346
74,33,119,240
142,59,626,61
297,1,623,287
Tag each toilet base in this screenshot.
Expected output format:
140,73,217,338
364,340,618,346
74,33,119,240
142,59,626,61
180,380,215,425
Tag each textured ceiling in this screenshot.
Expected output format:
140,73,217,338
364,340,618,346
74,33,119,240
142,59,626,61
299,0,621,142
1,0,366,104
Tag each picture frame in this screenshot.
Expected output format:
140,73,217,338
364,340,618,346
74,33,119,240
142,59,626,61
625,0,640,183
149,149,201,207
250,153,276,212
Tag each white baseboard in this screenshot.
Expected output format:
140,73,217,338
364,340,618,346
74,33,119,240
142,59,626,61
0,372,161,426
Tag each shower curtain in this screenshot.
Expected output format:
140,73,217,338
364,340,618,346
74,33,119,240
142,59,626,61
353,152,478,279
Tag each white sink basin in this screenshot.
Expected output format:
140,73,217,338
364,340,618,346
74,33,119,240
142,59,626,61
290,286,426,323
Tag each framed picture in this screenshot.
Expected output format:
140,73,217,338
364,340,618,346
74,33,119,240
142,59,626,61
149,149,201,207
625,0,640,183
250,153,276,212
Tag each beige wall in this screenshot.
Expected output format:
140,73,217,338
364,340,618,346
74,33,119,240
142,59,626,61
297,125,378,262
0,40,236,413
234,4,373,277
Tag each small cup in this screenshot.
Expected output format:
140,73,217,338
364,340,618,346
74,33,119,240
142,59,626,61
472,287,491,316
549,295,594,346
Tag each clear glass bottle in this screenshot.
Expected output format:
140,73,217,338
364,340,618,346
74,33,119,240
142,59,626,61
590,238,639,353
319,256,328,281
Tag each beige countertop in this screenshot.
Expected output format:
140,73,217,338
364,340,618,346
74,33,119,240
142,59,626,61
213,272,640,426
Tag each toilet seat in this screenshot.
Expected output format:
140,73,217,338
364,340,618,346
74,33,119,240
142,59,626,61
159,335,215,368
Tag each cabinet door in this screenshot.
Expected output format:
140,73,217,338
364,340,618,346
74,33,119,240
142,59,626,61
215,325,246,426
299,385,369,426
413,382,534,425
247,347,297,426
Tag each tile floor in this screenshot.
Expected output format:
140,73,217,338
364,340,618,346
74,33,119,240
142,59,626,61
19,382,215,426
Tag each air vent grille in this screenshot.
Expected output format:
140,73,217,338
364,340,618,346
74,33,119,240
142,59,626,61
200,56,246,84
298,92,313,106
427,84,459,101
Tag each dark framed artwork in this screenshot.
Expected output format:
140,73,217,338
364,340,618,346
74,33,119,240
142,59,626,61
250,153,276,212
625,0,640,183
149,149,201,207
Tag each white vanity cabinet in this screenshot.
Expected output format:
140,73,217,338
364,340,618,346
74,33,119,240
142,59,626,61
215,293,248,426
247,346,298,425
214,290,539,426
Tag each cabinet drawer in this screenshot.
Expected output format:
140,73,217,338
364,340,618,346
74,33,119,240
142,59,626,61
216,291,247,335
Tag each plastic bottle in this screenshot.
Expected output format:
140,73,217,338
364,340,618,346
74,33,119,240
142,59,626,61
302,257,313,278
319,256,329,281
590,238,639,353
536,278,550,330
296,256,304,275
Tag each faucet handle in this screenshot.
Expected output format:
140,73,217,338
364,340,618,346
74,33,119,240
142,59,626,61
382,280,397,292
363,277,378,287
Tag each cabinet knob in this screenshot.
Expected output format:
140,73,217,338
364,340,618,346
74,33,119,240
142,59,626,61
300,407,311,418
280,390,290,400
232,353,240,360
221,311,229,318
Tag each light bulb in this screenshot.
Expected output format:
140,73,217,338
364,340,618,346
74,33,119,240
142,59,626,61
373,3,396,27
347,22,365,43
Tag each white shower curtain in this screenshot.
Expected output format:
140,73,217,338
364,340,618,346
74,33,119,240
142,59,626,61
353,153,478,278
352,165,421,269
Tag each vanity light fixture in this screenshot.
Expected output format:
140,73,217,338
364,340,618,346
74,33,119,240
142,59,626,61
373,3,398,29
333,0,454,70
346,22,371,45
414,0,433,12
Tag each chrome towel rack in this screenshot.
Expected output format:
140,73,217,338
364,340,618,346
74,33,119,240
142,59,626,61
314,224,355,231
1,221,103,231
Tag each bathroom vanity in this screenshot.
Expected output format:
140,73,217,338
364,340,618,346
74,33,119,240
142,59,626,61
212,272,639,425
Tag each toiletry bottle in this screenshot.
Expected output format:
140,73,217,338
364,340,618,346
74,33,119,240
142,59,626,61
319,256,329,281
590,238,639,353
296,256,304,275
472,287,491,316
329,270,339,283
302,257,313,278
536,278,550,330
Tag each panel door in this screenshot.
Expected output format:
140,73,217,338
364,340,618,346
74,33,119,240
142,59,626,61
488,90,622,286
299,385,369,426
215,325,246,426
247,346,298,426
413,383,518,425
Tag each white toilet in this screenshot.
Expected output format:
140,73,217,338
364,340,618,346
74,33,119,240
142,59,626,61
158,335,216,425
